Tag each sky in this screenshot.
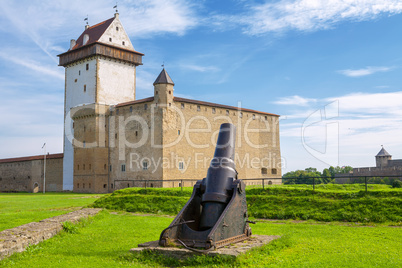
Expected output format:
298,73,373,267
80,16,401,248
0,0,402,173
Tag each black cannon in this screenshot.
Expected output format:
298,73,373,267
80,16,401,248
159,123,252,251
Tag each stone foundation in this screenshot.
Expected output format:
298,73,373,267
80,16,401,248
130,235,281,259
0,208,102,260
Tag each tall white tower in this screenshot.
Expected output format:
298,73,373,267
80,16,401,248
58,13,143,190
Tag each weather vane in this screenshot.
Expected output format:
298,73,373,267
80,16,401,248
84,15,88,25
161,62,165,68
113,2,118,13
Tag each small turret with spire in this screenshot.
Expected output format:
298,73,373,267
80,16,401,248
153,67,174,106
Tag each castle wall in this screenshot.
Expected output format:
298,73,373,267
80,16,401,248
97,58,136,104
0,156,63,192
161,100,282,186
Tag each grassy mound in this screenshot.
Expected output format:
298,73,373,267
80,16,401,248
92,185,402,223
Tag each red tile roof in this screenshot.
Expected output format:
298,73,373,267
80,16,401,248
71,18,115,51
0,153,63,164
115,97,154,108
174,97,280,116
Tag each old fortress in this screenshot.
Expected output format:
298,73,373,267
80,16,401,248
0,13,282,193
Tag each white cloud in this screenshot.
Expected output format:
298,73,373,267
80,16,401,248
274,95,317,106
237,0,402,35
180,64,220,72
337,66,393,77
0,51,64,80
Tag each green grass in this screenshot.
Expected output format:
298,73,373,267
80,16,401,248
92,185,402,223
0,192,104,231
1,211,401,267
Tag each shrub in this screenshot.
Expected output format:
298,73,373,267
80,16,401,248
392,180,402,188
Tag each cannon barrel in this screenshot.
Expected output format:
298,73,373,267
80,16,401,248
199,123,237,230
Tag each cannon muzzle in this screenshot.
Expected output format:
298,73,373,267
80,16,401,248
199,123,237,230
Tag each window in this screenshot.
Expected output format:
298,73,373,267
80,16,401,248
130,106,133,112
135,131,138,136
212,108,216,114
144,104,148,110
111,183,113,189
252,114,256,119
86,63,89,70
268,181,273,185
83,183,85,189
272,168,277,175
89,164,91,170
226,110,229,115
83,164,86,170
197,105,200,111
265,116,268,120
156,91,158,95
127,183,130,187
109,37,112,42
77,164,80,170
121,164,126,172
181,103,185,109
77,183,79,189
178,130,180,135
84,85,86,92
122,41,125,45
103,184,107,188
261,168,267,175
115,133,117,139
169,91,171,95
169,103,171,107
240,112,243,118
116,26,119,31
79,70,81,75
104,164,106,170
142,161,148,170
179,162,184,170
89,183,91,188
109,165,112,171
74,79,77,83
116,109,119,115
83,141,86,148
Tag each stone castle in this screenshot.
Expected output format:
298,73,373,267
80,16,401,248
351,147,402,177
0,14,282,193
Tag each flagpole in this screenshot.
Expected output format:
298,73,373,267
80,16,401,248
42,143,46,194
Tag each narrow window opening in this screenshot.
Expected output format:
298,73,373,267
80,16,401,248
109,37,112,42
77,164,80,170
89,183,91,188
127,183,129,187
169,91,171,94
83,164,86,170
83,183,85,189
265,116,268,120
212,108,216,114
86,63,89,70
84,85,86,92
122,41,125,45
116,26,119,31
109,165,112,171
197,105,200,111
272,168,277,175
135,131,138,136
179,162,184,170
74,79,77,83
226,110,229,115
130,106,133,113
115,133,117,139
83,141,86,148
104,164,106,170
144,104,148,110
89,164,91,170
116,109,119,115
178,130,180,135
181,103,185,109
103,184,107,188
253,114,256,119
77,183,79,189
142,161,148,170
79,70,81,75
122,164,126,172
111,183,113,189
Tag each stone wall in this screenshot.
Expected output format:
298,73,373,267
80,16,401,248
0,154,63,193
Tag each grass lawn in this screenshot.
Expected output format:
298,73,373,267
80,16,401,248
1,211,401,267
0,192,104,231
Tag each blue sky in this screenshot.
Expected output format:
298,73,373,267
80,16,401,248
1,0,402,173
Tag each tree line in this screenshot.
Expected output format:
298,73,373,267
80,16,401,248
282,166,353,184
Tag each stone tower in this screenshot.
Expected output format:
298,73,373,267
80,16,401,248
375,146,392,168
58,13,143,190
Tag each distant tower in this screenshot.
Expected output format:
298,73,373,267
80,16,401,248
375,146,392,168
58,13,143,190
